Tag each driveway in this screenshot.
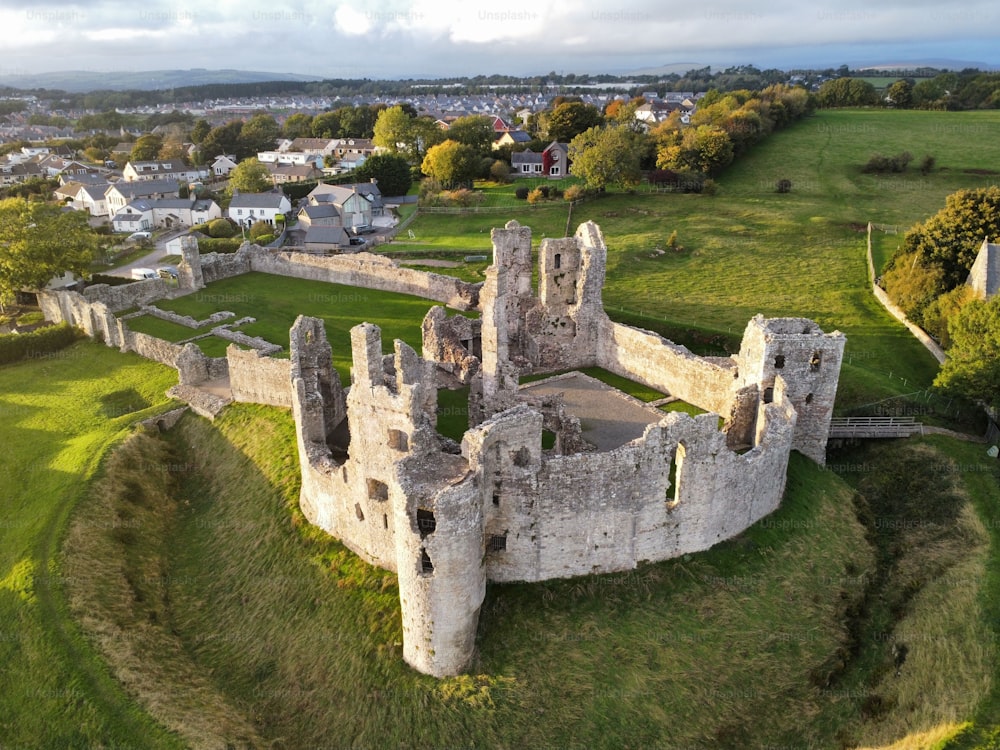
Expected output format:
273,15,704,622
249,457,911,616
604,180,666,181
106,228,189,279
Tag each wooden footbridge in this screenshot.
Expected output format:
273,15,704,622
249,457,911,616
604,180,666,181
828,417,924,440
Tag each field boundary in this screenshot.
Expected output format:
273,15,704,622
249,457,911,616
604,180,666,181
866,222,946,364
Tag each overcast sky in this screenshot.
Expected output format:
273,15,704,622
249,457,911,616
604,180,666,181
2,0,998,79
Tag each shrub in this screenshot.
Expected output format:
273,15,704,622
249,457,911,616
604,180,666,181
248,220,272,241
863,151,912,174
514,186,530,200
776,178,792,193
88,273,134,287
197,237,242,254
702,179,719,196
667,231,679,250
526,187,546,204
489,159,511,183
564,184,587,202
675,171,706,193
207,218,235,238
920,154,936,175
0,322,81,366
254,234,276,245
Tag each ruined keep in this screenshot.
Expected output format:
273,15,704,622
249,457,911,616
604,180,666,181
290,220,845,677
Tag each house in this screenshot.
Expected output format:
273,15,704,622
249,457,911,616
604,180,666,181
110,196,221,232
58,182,111,217
307,182,381,230
493,129,533,150
258,151,325,169
511,141,570,178
302,225,350,253
297,203,342,229
111,201,154,233
284,137,339,156
267,162,324,184
211,154,239,177
227,191,291,228
122,160,209,183
0,160,44,186
967,237,1000,299
105,179,180,217
330,138,379,170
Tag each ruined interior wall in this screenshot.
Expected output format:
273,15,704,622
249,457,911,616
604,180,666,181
199,248,253,285
248,246,480,310
597,319,736,415
421,306,481,385
228,346,293,407
121,329,184,368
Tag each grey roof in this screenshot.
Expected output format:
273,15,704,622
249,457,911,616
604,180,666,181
229,191,288,209
309,183,376,206
304,226,349,245
151,198,195,209
512,149,542,165
80,185,108,201
300,204,340,220
499,130,532,142
109,179,180,197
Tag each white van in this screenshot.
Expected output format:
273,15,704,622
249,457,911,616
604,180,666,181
128,231,152,241
131,267,158,280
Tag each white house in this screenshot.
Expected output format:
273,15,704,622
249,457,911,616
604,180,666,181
307,183,379,230
227,191,292,228
122,160,209,183
211,154,239,177
111,201,154,233
105,178,180,217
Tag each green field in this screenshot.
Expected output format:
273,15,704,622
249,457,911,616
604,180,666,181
0,343,182,747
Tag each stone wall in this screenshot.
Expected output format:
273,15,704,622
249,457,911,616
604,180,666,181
228,346,292,407
597,319,736,415
199,248,253,285
249,246,480,311
83,278,169,313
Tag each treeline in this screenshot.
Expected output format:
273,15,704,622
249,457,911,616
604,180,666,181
818,70,1000,110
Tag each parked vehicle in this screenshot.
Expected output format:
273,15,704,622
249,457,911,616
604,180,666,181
130,267,158,280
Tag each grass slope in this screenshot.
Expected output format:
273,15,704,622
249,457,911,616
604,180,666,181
405,109,1000,411
134,404,877,748
0,342,182,747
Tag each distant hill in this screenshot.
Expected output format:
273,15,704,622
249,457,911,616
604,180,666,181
625,62,712,77
0,69,322,93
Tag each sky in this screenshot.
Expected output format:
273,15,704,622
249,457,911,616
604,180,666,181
1,0,998,80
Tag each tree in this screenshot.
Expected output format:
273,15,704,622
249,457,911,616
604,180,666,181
934,295,1000,409
545,102,603,142
228,158,272,193
445,115,496,155
311,111,343,139
200,121,244,161
901,186,1000,287
283,113,313,140
190,119,211,145
420,139,479,188
353,152,413,197
373,105,415,155
886,80,913,108
817,78,878,107
568,126,642,190
130,134,163,162
239,114,281,156
657,125,734,175
0,198,97,309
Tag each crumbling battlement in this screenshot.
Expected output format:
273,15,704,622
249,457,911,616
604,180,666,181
292,220,845,678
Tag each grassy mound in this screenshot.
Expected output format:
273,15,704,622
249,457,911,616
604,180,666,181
69,404,883,748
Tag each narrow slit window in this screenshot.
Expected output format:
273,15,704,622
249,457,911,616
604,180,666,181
420,548,434,575
489,534,507,552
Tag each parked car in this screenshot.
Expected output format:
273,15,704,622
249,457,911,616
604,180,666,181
130,267,158,280
128,231,152,241
157,265,179,280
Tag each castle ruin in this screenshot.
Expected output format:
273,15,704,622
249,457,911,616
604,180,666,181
38,218,845,678
289,220,846,677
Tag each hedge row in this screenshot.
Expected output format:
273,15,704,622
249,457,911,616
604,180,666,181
0,322,82,366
